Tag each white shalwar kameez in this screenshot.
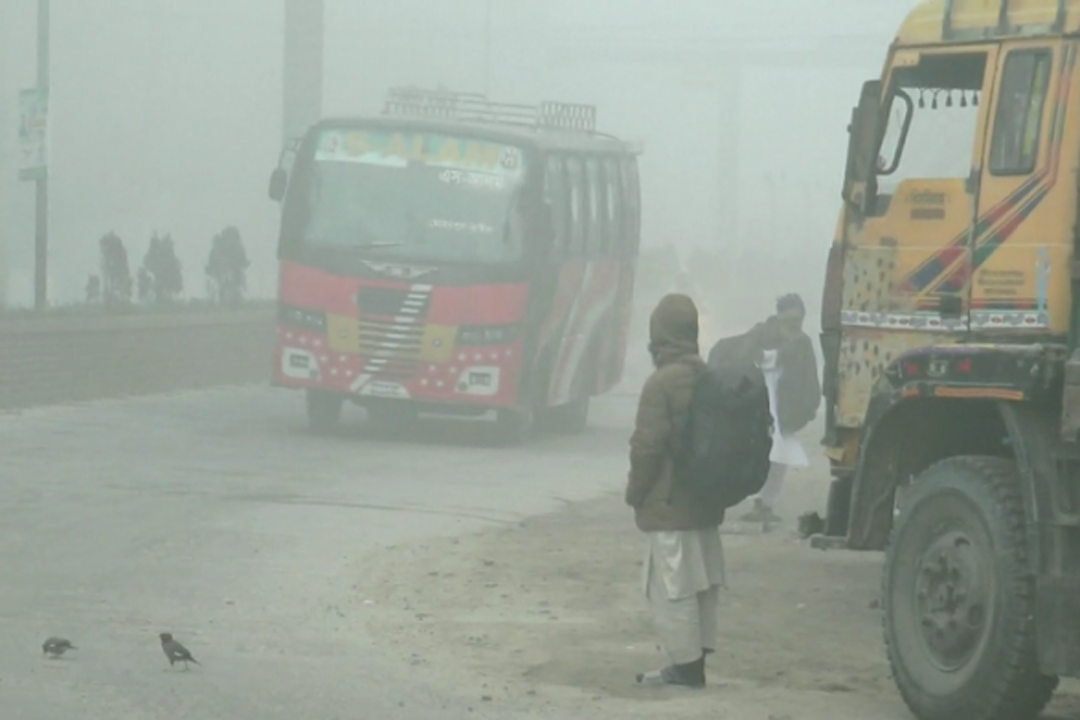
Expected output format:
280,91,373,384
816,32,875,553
641,527,726,664
757,349,809,511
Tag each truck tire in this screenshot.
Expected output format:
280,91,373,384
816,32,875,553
306,389,344,434
883,456,1057,720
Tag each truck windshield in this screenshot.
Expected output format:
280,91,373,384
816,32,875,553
876,53,986,195
300,128,529,265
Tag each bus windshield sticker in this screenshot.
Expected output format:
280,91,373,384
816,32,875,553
438,169,507,192
316,129,526,178
427,219,496,235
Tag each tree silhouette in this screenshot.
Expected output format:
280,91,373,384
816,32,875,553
99,232,132,307
142,233,184,304
205,226,249,308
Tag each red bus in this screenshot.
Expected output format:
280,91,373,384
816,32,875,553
268,88,642,443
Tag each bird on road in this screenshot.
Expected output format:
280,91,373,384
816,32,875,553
159,632,200,670
42,637,77,658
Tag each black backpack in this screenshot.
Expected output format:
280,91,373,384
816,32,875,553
675,337,774,509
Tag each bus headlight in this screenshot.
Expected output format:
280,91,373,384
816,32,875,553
279,302,327,332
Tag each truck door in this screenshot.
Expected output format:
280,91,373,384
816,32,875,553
833,47,999,428
971,41,1065,336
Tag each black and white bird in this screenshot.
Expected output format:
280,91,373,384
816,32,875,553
159,632,200,670
42,637,77,658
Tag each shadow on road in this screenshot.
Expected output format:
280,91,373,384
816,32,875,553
283,400,635,452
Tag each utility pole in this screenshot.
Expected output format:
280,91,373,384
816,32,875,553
483,0,492,96
282,0,324,145
0,0,8,308
33,0,49,312
553,32,883,254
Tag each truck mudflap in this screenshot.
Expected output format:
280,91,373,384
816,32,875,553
1060,347,1080,442
1037,574,1080,676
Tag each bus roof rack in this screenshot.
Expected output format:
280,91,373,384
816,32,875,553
383,86,598,133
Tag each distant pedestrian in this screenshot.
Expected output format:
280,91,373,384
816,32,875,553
626,294,724,689
713,293,820,523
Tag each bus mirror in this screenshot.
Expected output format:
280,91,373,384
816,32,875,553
842,79,882,210
268,167,288,203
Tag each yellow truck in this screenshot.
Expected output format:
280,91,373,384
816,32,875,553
819,1,1080,718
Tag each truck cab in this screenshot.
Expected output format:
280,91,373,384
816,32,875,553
820,1,1080,718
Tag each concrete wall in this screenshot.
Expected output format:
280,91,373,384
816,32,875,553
0,310,275,409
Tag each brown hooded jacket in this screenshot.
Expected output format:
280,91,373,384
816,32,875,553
625,294,726,532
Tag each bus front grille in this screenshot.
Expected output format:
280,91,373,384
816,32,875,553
355,284,433,379
357,318,424,363
356,285,432,318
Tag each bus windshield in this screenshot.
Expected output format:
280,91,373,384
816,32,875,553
300,128,529,265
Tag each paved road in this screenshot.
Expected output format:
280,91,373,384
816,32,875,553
0,386,640,720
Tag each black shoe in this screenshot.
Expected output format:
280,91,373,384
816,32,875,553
635,657,705,688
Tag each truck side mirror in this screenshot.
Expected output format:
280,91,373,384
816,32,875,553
842,79,882,212
268,167,288,203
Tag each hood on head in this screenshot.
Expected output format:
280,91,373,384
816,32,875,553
649,293,699,365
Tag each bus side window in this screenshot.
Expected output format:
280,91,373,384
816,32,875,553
605,158,623,257
989,49,1052,176
583,158,609,259
585,157,605,258
621,157,641,255
545,155,570,255
566,156,587,257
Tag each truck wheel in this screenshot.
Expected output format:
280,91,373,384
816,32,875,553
883,456,1057,720
306,389,344,434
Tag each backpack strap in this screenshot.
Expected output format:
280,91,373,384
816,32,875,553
663,357,704,504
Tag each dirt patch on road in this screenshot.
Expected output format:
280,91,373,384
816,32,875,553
354,465,902,718
357,459,1080,719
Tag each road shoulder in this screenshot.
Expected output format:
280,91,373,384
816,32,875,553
354,490,919,719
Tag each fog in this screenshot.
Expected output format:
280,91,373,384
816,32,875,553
2,0,916,321
4,3,1009,718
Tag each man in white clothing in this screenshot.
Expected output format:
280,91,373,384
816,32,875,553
735,293,821,523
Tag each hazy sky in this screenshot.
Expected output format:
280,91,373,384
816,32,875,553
0,0,917,307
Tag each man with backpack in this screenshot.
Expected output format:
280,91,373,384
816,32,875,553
719,293,820,524
626,294,772,689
